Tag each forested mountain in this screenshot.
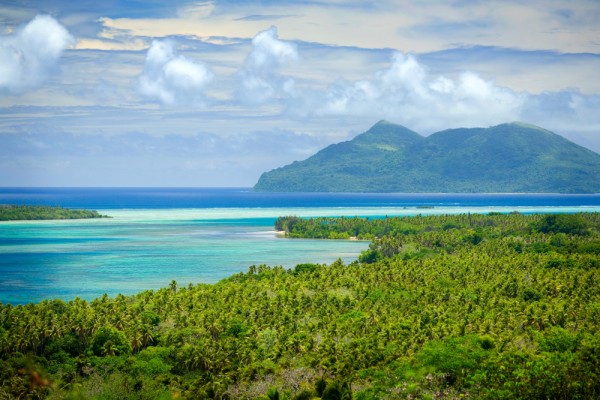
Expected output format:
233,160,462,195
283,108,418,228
254,121,600,193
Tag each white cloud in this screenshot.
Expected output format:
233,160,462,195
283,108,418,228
309,52,526,133
138,39,213,105
237,26,298,105
0,15,74,93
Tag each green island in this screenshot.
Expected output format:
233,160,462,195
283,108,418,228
1,212,599,399
254,121,600,193
0,205,109,221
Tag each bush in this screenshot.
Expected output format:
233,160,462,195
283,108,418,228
294,263,318,275
538,327,578,353
417,335,492,386
91,327,131,356
358,249,382,264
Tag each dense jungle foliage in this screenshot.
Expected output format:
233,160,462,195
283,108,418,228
0,205,108,221
1,212,599,399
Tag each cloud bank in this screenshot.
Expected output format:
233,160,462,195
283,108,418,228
237,26,299,105
280,49,600,143
0,15,74,93
138,40,213,105
0,123,326,186
290,52,525,132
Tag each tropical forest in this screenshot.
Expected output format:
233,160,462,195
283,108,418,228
0,205,108,221
1,212,599,399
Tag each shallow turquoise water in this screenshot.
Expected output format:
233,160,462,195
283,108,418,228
2,205,600,304
0,209,371,304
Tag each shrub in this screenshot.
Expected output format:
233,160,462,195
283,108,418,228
91,327,131,356
532,214,590,235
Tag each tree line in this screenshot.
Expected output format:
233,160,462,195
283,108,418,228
0,205,109,221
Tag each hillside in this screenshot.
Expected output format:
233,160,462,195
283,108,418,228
253,121,600,193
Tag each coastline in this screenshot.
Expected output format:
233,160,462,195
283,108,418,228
2,190,599,304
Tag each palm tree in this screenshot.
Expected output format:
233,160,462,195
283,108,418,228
102,340,117,356
131,330,143,353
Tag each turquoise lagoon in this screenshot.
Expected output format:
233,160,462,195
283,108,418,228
1,189,600,304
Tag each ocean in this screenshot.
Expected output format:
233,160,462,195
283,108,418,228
1,188,599,304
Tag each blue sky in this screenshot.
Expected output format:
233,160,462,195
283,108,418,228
1,0,599,187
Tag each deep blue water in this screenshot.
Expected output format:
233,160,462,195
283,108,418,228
1,188,599,304
1,187,600,209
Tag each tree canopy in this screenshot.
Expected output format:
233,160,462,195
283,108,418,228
1,212,599,399
0,205,108,221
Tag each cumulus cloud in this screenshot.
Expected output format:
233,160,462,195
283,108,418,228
237,26,299,105
308,52,526,132
0,15,74,93
138,39,213,105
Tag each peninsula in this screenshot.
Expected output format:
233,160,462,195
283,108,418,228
0,205,109,221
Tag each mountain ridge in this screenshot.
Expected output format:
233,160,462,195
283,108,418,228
254,121,600,193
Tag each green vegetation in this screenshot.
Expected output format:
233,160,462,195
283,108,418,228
254,120,600,193
0,205,109,221
1,212,599,399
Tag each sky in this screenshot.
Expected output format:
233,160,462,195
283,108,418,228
0,0,599,187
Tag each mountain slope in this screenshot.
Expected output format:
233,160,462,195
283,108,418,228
253,121,600,193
